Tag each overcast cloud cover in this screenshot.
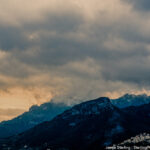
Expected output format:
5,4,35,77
0,0,150,121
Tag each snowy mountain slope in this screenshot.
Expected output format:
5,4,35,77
112,133,150,149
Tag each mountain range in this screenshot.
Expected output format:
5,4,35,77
0,93,149,139
1,95,150,149
0,94,150,149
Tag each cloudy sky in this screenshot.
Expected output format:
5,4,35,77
0,0,150,121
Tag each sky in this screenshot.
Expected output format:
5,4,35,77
0,0,150,121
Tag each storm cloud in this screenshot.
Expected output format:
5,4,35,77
0,0,150,120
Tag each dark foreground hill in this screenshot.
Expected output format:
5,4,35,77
1,97,150,150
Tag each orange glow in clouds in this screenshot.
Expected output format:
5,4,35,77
0,87,53,109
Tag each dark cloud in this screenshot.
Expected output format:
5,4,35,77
1,0,150,116
125,0,150,11
0,26,29,50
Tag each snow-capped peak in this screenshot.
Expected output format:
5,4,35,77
111,93,150,108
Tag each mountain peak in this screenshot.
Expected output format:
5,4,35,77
121,93,148,99
79,97,111,106
75,97,112,109
111,93,150,108
62,97,113,117
92,97,110,103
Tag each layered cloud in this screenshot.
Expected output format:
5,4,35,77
0,0,150,120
